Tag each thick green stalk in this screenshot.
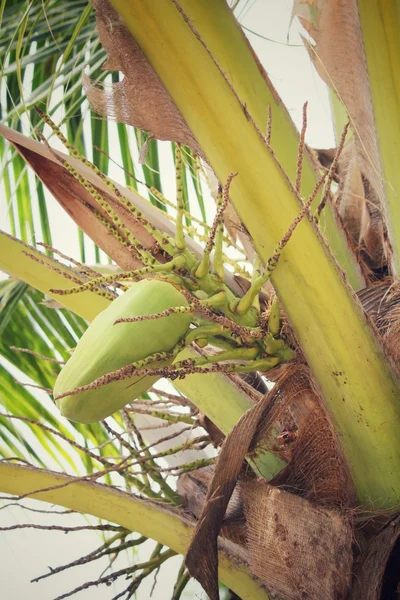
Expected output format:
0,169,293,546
110,0,400,507
0,463,270,600
164,0,364,290
357,0,400,274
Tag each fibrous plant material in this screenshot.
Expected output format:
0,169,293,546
357,278,400,372
293,0,391,273
84,0,203,155
178,466,247,547
351,515,400,600
183,365,355,599
242,480,353,600
264,368,355,510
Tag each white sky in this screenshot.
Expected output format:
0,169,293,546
0,2,336,599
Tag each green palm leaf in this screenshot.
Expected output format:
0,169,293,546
0,279,125,472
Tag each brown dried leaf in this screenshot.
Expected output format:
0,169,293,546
243,480,353,600
86,0,202,155
0,125,247,301
357,278,400,371
336,143,365,241
185,364,354,599
295,0,382,193
0,124,169,267
269,367,356,509
294,0,390,271
351,515,400,600
178,466,246,546
313,147,340,182
184,367,288,599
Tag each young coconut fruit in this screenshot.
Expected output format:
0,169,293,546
54,278,191,423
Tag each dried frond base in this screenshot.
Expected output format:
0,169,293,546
357,278,400,372
351,515,400,600
254,365,355,509
243,480,353,600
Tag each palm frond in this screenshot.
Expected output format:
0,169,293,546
0,279,124,472
0,0,208,256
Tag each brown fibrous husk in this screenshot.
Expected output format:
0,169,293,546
86,0,202,156
357,278,400,372
294,0,392,274
243,479,353,600
183,365,355,599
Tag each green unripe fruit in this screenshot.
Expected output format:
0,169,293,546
54,279,191,424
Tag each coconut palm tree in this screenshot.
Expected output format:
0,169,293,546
0,1,399,599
